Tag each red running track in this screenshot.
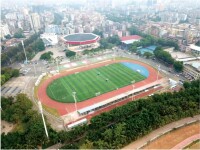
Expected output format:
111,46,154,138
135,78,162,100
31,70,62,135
37,59,161,116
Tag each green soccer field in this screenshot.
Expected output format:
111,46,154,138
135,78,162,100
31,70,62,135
46,63,146,103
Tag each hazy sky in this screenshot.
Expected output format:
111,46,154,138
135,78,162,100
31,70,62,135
1,0,200,7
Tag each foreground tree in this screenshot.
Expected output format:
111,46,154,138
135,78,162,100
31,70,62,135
13,29,25,38
65,50,76,57
143,52,153,58
40,51,53,60
173,61,183,72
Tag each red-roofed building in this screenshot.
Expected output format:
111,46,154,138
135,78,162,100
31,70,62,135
120,35,142,45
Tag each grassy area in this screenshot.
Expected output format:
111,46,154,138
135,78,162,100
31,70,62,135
42,103,60,116
47,62,146,103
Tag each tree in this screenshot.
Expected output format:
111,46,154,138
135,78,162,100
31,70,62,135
12,69,19,77
1,94,52,149
1,75,6,85
13,29,25,38
1,97,13,110
128,26,144,37
40,51,53,60
93,29,103,38
100,39,112,49
36,39,45,51
154,47,175,65
143,52,153,58
136,50,142,56
2,32,41,67
65,50,76,57
150,16,161,22
157,38,179,50
4,34,11,39
183,81,190,89
1,67,20,85
94,140,110,149
173,61,183,72
130,45,137,53
79,140,94,149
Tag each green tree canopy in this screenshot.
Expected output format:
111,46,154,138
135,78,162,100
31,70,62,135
154,47,175,65
65,50,76,57
13,29,25,38
173,61,183,72
40,51,53,60
4,34,11,39
143,52,153,58
36,39,45,51
93,29,103,38
1,67,20,85
130,45,137,53
1,94,51,149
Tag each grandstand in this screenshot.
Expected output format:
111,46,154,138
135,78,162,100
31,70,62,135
77,79,166,115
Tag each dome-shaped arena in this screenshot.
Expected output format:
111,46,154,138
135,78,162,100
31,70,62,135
63,33,99,45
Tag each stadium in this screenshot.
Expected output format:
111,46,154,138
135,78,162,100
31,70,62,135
62,33,100,52
37,56,167,128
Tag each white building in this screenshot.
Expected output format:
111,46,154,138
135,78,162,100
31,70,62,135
0,24,11,39
29,13,41,31
189,44,200,56
5,13,17,20
40,33,58,46
45,24,62,34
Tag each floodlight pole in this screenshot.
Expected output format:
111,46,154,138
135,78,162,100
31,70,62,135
56,59,59,72
21,40,28,64
132,85,135,101
38,101,49,138
72,92,77,112
157,65,160,81
131,80,135,101
33,63,36,76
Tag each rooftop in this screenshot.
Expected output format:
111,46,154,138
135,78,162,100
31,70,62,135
64,33,98,42
185,62,200,73
190,44,200,52
192,62,200,69
120,35,142,45
120,35,142,41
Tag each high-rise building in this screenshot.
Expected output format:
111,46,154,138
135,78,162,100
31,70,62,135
29,13,41,32
0,23,11,39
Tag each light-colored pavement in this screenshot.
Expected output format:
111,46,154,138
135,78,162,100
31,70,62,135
122,115,200,149
46,142,63,149
31,46,65,61
1,120,15,135
1,76,35,97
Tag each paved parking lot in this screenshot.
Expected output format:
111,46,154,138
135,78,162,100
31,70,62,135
1,76,34,97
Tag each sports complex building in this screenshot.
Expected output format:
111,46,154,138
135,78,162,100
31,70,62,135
62,33,100,52
36,53,168,129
